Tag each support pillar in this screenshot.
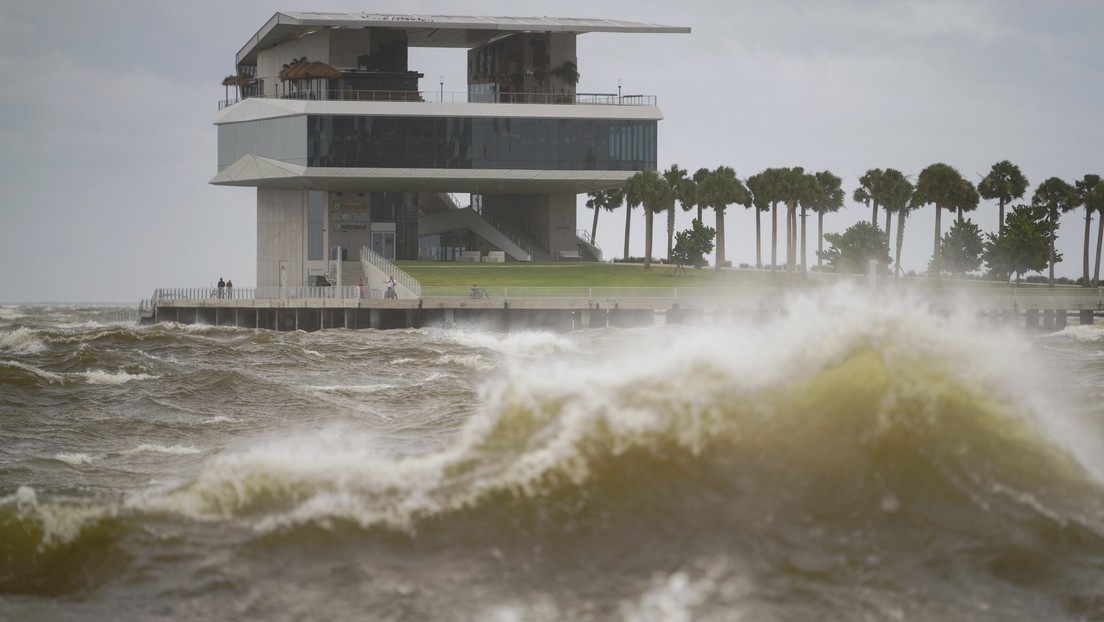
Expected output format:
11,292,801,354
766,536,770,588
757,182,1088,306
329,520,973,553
1081,309,1094,326
1025,308,1039,330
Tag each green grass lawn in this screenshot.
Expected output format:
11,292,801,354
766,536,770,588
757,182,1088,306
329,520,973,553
395,261,864,288
395,260,1082,290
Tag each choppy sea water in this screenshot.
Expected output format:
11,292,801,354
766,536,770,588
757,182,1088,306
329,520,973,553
4,289,1104,621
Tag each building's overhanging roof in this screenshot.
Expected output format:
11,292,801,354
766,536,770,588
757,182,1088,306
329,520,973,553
214,96,663,124
236,11,691,65
211,155,634,194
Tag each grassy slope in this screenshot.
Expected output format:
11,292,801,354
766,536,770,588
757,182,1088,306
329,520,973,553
395,261,1070,290
396,261,865,288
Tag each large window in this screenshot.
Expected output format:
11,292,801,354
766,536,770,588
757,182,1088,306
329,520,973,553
305,115,656,171
307,191,324,260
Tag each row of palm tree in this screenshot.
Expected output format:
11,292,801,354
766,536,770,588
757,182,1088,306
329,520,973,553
587,161,1104,285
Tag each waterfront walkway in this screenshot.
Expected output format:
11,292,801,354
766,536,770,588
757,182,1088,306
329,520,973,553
141,285,1104,332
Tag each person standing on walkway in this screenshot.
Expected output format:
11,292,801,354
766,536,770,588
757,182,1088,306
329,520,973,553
226,279,233,299
217,277,225,298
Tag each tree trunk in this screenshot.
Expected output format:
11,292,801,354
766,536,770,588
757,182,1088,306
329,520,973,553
817,212,825,266
623,205,631,261
998,198,1006,238
1095,215,1104,286
785,200,793,271
957,206,963,222
1084,207,1093,287
790,202,798,271
884,208,893,250
871,201,878,228
715,206,726,270
771,202,778,272
933,203,943,270
799,205,807,272
667,207,675,261
895,207,906,278
644,206,654,270
755,207,762,269
1049,207,1057,286
590,205,600,244
697,205,703,223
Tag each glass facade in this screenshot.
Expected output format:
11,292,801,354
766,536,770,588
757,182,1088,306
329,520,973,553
305,115,656,171
307,191,324,260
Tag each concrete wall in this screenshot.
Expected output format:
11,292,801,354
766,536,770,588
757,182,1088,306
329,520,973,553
257,188,328,288
481,193,577,258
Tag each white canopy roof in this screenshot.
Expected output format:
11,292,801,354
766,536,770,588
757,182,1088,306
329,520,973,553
236,11,691,65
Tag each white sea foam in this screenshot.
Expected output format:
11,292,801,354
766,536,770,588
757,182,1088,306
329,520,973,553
1057,324,1104,342
0,306,25,321
2,485,112,549
436,354,496,371
81,370,158,385
0,327,47,353
444,328,574,357
126,444,202,455
54,452,100,465
1,360,64,383
197,416,240,425
310,384,395,394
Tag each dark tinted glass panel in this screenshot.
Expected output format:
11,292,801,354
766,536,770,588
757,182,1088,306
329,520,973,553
306,115,655,171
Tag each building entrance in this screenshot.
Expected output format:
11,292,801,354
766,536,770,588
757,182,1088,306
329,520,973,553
372,232,396,260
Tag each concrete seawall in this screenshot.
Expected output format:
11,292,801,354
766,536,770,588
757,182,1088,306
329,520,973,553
144,293,1104,332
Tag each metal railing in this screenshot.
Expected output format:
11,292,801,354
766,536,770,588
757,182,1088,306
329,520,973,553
144,284,1104,306
153,286,375,301
360,246,422,297
219,89,657,110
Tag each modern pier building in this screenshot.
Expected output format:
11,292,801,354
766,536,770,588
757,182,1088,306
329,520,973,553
212,11,690,291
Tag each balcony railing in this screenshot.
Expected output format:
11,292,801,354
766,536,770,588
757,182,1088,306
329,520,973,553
219,90,656,110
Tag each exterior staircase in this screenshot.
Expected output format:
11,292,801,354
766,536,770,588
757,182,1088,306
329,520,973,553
360,247,421,299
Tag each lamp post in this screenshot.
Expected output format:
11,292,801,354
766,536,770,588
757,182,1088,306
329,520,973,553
439,76,444,102
617,78,622,104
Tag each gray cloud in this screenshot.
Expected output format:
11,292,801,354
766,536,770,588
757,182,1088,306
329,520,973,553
1,0,1101,302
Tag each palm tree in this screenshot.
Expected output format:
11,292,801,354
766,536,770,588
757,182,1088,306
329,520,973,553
1032,176,1077,286
621,193,638,262
691,168,710,222
624,169,675,270
880,170,915,278
854,169,886,229
913,163,971,270
697,166,751,270
776,167,812,271
955,178,980,223
662,165,691,261
1074,175,1102,287
746,170,775,270
977,160,1028,238
1088,180,1104,285
806,171,844,268
585,188,625,248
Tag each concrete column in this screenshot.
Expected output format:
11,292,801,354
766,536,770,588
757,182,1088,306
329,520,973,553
1080,309,1094,326
1043,309,1055,330
1025,309,1039,330
1055,309,1067,330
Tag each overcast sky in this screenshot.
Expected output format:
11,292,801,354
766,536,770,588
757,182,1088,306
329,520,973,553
1,0,1101,302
